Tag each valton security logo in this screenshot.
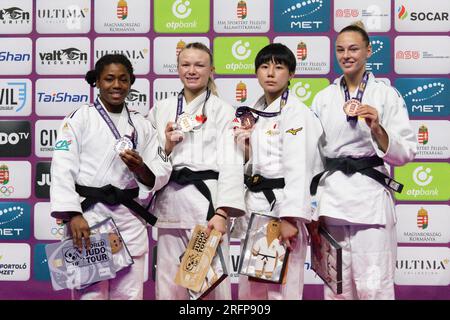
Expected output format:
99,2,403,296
394,162,450,201
214,37,269,75
0,202,30,240
334,36,390,75
395,78,449,117
274,0,330,32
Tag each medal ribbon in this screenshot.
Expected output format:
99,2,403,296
93,97,138,148
341,71,369,122
235,89,289,120
175,88,211,123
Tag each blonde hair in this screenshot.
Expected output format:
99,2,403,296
177,42,218,96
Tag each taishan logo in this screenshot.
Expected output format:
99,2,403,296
297,42,307,61
237,1,247,20
235,81,247,103
398,5,408,20
418,125,429,145
417,207,429,230
117,0,128,20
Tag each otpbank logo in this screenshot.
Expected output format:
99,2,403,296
214,37,270,75
0,202,30,240
289,78,329,107
274,0,330,32
394,162,450,201
154,0,209,33
334,36,390,75
395,78,449,117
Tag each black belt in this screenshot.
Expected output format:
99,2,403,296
310,156,403,196
170,167,219,221
75,184,157,226
245,174,285,211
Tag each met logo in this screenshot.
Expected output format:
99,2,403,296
395,78,449,117
274,0,330,32
0,202,30,240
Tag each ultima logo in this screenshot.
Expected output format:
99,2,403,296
0,82,27,112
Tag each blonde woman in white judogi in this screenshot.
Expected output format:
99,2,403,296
149,43,245,300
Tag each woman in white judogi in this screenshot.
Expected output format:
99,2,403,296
149,42,245,300
234,43,323,300
50,54,172,300
310,22,416,300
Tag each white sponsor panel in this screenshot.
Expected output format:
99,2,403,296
36,78,90,117
0,243,30,281
396,205,450,244
395,247,450,286
0,0,33,34
394,36,450,74
216,78,263,108
34,202,65,241
35,119,62,158
274,36,330,75
0,79,32,116
213,0,270,33
36,37,90,75
334,0,391,32
0,38,32,75
304,246,325,285
0,161,31,199
36,0,91,34
153,78,183,102
94,78,150,116
395,0,450,32
153,37,209,75
411,120,450,159
95,0,150,33
229,243,241,284
94,37,150,75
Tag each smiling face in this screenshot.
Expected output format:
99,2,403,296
177,48,213,98
335,31,372,78
256,59,293,101
96,63,131,112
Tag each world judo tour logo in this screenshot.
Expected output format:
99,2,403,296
275,0,329,32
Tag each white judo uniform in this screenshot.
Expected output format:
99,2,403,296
149,91,246,300
238,92,323,300
311,73,416,300
50,99,172,300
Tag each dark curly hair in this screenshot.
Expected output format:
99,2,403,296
85,54,136,87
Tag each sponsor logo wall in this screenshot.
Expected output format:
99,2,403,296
0,0,448,300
